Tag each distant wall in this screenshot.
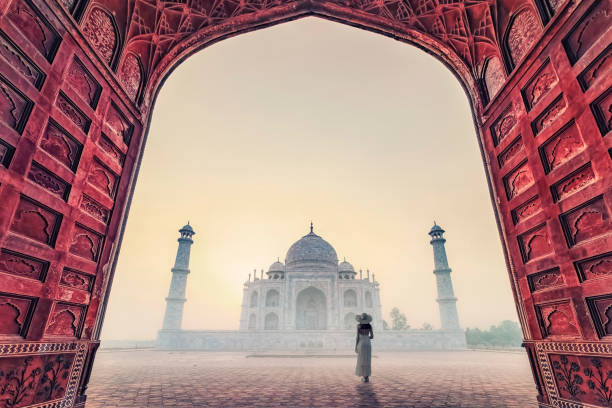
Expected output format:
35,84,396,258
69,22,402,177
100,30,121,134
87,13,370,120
156,329,466,351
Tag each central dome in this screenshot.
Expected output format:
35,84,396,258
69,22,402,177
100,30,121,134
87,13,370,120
286,229,338,267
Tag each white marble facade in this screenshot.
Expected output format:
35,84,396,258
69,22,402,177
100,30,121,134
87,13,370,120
239,226,383,332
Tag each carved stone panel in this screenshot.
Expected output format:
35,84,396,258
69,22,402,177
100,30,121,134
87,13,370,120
87,159,118,198
27,162,71,201
105,103,133,145
591,87,612,136
507,9,541,67
0,138,15,168
575,252,612,281
527,267,564,292
39,120,82,172
532,95,567,135
46,303,85,337
7,0,60,62
503,161,534,200
0,30,45,89
60,268,93,292
0,293,36,338
0,75,32,134
79,194,110,224
484,57,505,100
578,44,611,91
66,58,101,109
0,353,75,406
9,196,62,247
586,295,612,339
563,0,612,64
498,136,524,168
536,301,580,338
0,249,48,281
98,134,124,167
551,163,596,202
539,121,585,173
522,60,558,111
518,223,553,262
68,224,103,262
82,6,117,66
490,104,518,146
560,195,610,246
56,92,91,134
512,196,542,224
119,53,142,101
549,354,612,405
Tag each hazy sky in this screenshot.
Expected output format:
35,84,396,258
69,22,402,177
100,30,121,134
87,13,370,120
100,18,519,340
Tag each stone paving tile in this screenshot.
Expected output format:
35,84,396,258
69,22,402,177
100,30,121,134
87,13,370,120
86,350,538,407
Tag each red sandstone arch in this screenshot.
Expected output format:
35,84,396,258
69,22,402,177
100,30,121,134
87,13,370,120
0,0,610,407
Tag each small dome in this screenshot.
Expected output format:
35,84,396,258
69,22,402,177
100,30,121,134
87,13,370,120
429,223,444,235
268,261,285,273
286,229,338,267
179,223,195,236
181,224,194,232
338,260,355,273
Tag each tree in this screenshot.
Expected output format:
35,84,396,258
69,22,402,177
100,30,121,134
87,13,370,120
465,320,522,347
421,322,433,330
390,307,410,330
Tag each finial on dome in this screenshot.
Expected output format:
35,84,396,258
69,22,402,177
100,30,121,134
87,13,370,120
310,221,314,233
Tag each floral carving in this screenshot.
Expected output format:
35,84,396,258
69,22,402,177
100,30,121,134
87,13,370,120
67,58,101,109
60,268,93,292
0,249,47,281
563,0,612,63
522,61,558,110
119,54,143,101
538,302,580,338
591,88,612,136
551,164,596,202
540,121,585,173
507,9,541,67
47,304,84,337
497,137,523,168
0,77,31,133
490,105,517,145
576,252,612,281
504,161,534,200
9,197,61,247
82,7,117,65
578,45,611,91
560,196,610,246
532,95,567,135
518,223,553,262
87,159,117,198
27,162,70,201
69,224,103,262
7,1,60,62
550,354,612,405
98,134,124,167
56,92,90,134
512,196,542,224
80,194,110,224
528,268,563,292
0,31,44,89
39,121,82,171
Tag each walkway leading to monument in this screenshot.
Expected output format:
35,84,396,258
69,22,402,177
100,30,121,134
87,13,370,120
87,350,537,407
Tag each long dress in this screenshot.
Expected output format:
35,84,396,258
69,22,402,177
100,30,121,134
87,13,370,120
355,326,372,377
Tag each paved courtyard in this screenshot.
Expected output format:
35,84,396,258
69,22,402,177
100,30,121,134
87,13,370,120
86,350,538,407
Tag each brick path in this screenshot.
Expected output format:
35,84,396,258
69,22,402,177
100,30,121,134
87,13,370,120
86,350,538,407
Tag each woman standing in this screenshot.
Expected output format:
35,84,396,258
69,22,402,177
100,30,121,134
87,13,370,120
355,313,374,382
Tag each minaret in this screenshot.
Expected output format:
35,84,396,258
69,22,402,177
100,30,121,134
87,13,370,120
429,222,460,330
161,223,195,331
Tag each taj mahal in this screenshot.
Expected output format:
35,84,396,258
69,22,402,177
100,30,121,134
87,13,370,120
156,223,466,351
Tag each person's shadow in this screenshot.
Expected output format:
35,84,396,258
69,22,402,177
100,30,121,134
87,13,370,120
355,382,380,407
